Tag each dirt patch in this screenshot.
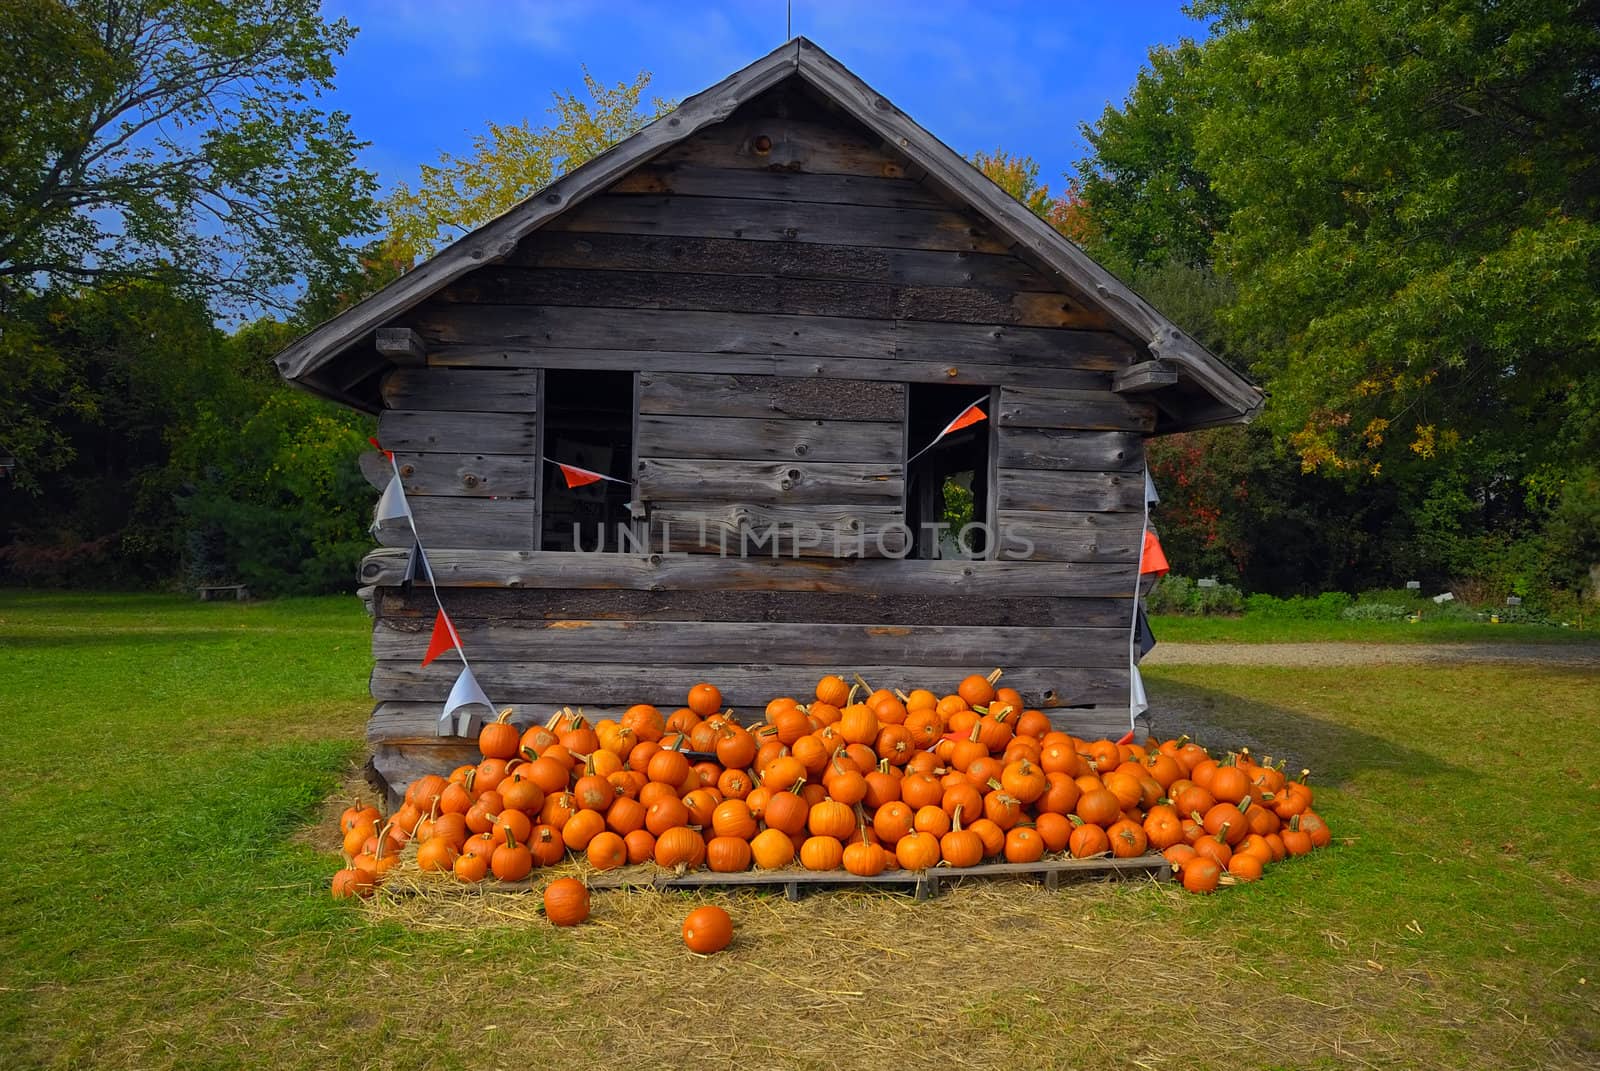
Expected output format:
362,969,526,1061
1145,641,1600,668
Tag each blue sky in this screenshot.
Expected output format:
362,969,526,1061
319,1,1210,200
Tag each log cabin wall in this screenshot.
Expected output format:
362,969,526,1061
360,85,1154,793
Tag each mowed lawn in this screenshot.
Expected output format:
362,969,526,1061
1,593,1596,1070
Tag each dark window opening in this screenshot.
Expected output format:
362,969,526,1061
539,370,636,552
905,383,992,559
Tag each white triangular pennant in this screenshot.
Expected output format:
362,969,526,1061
439,664,492,737
371,473,412,533
1130,664,1149,717
1144,469,1160,506
403,543,431,585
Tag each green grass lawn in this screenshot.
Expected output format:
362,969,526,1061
1,592,1596,1070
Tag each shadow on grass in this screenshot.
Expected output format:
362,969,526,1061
1146,675,1461,787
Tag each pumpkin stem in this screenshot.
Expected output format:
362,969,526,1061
1298,768,1311,784
853,672,873,694
951,804,965,832
1238,796,1252,814
494,707,514,725
985,668,1004,684
1216,823,1231,843
894,688,911,703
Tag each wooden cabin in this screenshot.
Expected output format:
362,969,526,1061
274,38,1262,798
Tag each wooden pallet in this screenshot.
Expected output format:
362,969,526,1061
485,855,1171,902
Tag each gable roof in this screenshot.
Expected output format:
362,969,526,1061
275,37,1262,429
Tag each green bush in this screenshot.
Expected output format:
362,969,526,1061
1243,591,1354,620
1341,602,1413,622
1145,575,1244,616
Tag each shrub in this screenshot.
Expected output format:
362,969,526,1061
1243,591,1354,620
1146,575,1243,616
1340,602,1412,622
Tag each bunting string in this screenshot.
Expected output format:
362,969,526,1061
1125,466,1165,741
542,456,633,489
904,396,990,466
370,438,495,738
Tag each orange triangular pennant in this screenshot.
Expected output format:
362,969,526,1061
943,403,987,436
559,463,605,489
421,608,461,667
1140,530,1170,577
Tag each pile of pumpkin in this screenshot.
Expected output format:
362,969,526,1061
333,671,1333,907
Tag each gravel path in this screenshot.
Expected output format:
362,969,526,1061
1143,641,1600,669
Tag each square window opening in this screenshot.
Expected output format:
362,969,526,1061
539,370,636,552
905,383,993,559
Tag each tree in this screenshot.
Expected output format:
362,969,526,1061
1074,41,1222,275
1188,0,1600,478
0,0,378,311
386,69,671,262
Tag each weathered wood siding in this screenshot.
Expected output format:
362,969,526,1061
359,85,1151,792
364,583,1133,794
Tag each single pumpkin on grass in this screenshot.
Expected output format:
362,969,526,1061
682,905,733,954
543,877,591,926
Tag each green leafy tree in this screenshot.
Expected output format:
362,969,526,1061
386,69,671,261
1075,41,1222,274
1189,0,1600,478
0,0,378,311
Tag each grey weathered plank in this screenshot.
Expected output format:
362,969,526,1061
358,547,1138,597
653,116,908,178
995,429,1144,472
410,305,1136,373
376,409,537,454
370,660,1130,708
429,347,1104,391
373,496,534,550
637,414,901,462
381,368,538,413
637,458,901,506
608,163,947,208
997,387,1158,432
371,618,1129,668
1113,359,1179,393
503,231,1056,291
647,503,908,557
375,327,426,366
995,510,1146,563
435,266,1116,330
373,587,1135,629
392,451,535,499
548,194,1009,254
638,372,905,421
995,469,1144,514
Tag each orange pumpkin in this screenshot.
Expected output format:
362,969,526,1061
682,905,733,953
543,877,591,925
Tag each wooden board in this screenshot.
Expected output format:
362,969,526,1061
637,458,902,506
548,194,1010,254
503,231,1057,291
653,116,909,178
429,344,1112,391
997,387,1157,432
609,163,948,208
645,503,908,557
410,305,1135,373
637,414,901,463
436,266,1116,330
996,428,1144,472
381,368,537,413
638,371,904,420
995,469,1144,514
359,548,1139,597
373,497,535,550
369,660,1129,708
371,618,1129,668
996,511,1147,563
376,409,537,454
392,451,535,499
372,587,1135,628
